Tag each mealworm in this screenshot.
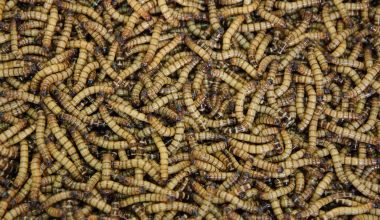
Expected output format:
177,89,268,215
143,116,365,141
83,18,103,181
223,15,245,50
42,5,58,49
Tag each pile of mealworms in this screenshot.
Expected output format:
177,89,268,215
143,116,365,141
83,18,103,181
0,0,380,219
